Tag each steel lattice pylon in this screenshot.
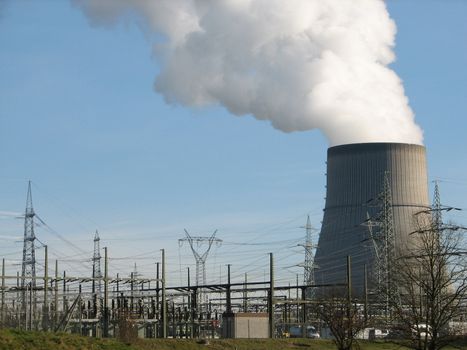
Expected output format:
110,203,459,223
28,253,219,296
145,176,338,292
381,173,396,277
179,229,222,287
92,230,102,297
179,229,222,322
303,215,315,299
432,181,442,232
21,181,37,328
380,172,398,314
364,172,399,320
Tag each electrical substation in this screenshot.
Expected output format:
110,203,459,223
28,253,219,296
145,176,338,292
1,143,466,340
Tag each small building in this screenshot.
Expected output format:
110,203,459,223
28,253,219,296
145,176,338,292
221,312,269,338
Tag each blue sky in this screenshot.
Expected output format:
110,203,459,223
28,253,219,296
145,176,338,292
0,0,466,286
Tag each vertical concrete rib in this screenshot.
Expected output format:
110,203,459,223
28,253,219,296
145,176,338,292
314,143,430,295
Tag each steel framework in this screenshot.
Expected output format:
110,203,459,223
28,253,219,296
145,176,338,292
20,181,37,328
92,230,102,297
303,216,315,299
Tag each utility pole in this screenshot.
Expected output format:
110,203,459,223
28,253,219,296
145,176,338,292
268,253,275,339
16,272,19,327
156,261,160,337
347,255,352,323
187,266,191,338
226,264,232,314
1,258,5,327
43,245,48,331
63,271,67,315
130,272,134,312
364,264,368,322
243,273,248,313
54,260,58,328
21,181,37,328
347,255,352,308
103,246,108,337
296,274,299,324
78,284,82,334
161,249,167,338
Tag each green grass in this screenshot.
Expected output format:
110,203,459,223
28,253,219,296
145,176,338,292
1,330,467,350
0,329,133,350
134,338,339,350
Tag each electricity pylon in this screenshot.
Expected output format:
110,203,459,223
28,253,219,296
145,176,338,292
363,172,398,320
21,181,37,329
179,228,222,328
432,180,442,232
380,172,398,316
302,216,315,299
92,230,102,297
179,229,222,287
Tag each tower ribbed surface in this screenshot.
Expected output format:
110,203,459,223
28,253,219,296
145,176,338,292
314,143,430,295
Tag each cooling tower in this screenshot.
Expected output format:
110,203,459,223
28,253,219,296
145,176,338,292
313,142,430,295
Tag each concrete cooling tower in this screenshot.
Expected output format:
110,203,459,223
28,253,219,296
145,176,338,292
313,143,430,295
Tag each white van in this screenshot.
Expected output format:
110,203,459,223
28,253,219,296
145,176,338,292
412,324,432,339
289,325,320,338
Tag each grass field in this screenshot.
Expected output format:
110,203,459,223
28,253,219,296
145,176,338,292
1,329,467,350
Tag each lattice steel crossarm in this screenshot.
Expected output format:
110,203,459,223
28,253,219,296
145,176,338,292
179,229,222,287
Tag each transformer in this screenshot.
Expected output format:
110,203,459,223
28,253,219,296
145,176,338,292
313,142,430,295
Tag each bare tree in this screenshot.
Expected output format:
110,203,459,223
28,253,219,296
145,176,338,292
313,294,369,350
116,307,138,343
389,215,467,350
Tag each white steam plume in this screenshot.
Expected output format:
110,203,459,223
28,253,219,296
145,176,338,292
73,0,423,146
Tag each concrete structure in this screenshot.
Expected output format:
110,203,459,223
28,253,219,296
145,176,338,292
221,313,269,338
314,143,430,295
